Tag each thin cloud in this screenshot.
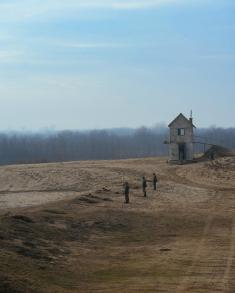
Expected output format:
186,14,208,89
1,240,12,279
200,53,235,60
61,42,133,49
0,51,21,62
75,0,180,10
0,0,209,22
110,0,180,10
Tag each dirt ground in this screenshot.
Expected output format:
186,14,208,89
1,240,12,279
0,156,235,292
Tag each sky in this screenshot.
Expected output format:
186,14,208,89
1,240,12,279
0,0,235,131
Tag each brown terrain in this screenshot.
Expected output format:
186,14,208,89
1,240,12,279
0,156,235,292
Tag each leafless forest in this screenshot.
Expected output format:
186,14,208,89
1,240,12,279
0,126,234,165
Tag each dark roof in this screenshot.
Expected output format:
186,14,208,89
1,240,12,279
168,113,196,128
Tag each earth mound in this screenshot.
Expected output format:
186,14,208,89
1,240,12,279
199,145,234,161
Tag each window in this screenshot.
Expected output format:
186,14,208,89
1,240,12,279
178,128,185,136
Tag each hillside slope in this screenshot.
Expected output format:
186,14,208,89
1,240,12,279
0,157,235,292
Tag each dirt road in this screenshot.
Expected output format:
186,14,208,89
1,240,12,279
0,157,234,292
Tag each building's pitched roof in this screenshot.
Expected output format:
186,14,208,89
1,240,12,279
168,113,196,128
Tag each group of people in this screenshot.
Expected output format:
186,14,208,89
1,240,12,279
123,173,158,204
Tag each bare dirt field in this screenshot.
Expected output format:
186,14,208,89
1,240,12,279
0,156,235,292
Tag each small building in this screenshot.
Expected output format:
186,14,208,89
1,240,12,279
168,113,196,163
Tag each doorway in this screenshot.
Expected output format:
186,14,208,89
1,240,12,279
179,143,186,161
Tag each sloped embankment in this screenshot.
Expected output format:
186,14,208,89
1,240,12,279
199,145,234,161
177,156,235,189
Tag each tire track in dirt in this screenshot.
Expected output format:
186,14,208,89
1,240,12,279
170,162,235,293
166,166,235,193
167,165,224,293
0,188,87,195
221,218,235,292
175,213,214,293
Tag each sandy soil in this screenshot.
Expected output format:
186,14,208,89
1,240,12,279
0,156,235,292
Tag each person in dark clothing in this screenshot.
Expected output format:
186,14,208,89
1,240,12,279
210,152,215,160
153,173,158,191
124,182,130,204
142,176,147,197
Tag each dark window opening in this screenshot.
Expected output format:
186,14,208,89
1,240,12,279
178,128,185,136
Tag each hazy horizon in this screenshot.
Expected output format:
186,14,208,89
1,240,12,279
0,122,234,134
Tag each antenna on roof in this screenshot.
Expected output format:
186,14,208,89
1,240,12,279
190,110,193,124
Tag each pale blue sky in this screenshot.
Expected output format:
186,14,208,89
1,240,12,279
0,0,234,130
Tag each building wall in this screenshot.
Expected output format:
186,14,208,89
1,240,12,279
169,116,194,161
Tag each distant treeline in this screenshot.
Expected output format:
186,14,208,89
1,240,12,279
0,126,234,165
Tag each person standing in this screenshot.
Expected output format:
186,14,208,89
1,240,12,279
153,173,158,191
124,182,130,204
142,176,147,197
